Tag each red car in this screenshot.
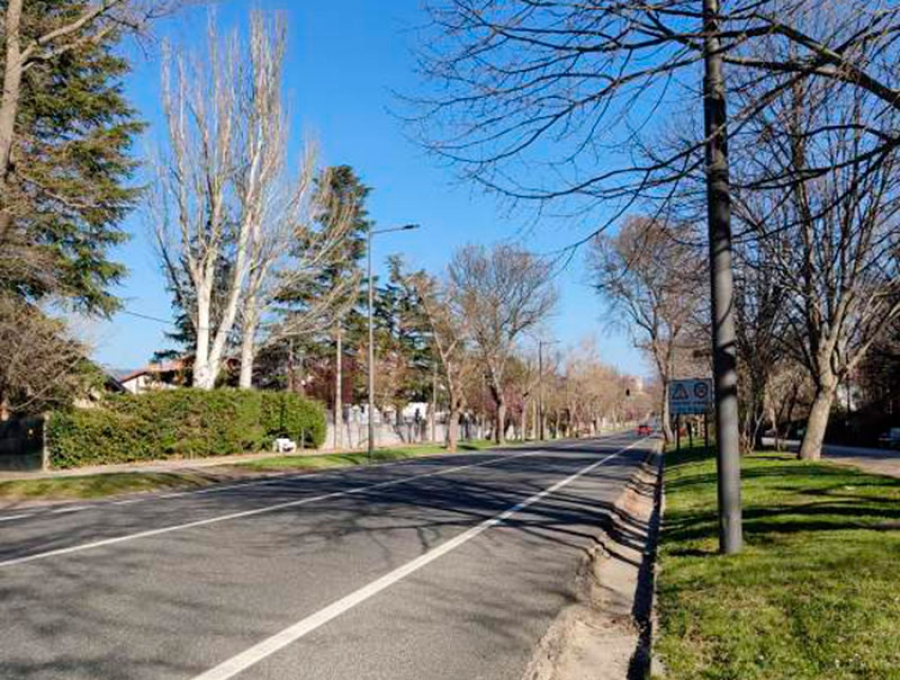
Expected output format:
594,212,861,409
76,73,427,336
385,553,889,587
637,423,652,436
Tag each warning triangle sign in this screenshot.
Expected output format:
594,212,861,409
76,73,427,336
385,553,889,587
672,383,689,400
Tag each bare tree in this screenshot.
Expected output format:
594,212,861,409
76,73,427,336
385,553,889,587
402,269,472,452
733,233,789,452
733,78,900,459
153,12,353,390
152,18,243,389
417,0,900,554
236,158,358,389
0,295,90,418
448,244,558,444
589,217,707,442
415,1,900,212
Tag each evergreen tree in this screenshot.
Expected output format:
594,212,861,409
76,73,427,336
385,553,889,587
0,0,143,314
373,255,434,405
257,166,371,394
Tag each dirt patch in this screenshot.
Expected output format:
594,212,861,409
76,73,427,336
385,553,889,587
522,448,663,680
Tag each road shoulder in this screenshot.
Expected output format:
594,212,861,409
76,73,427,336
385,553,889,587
522,441,663,680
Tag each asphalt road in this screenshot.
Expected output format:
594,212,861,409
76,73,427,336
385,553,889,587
0,433,653,680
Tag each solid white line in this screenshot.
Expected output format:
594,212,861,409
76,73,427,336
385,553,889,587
0,513,35,523
191,439,644,680
0,449,546,569
5,449,499,518
49,506,90,514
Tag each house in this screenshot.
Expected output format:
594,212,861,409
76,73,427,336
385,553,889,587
118,356,240,394
119,359,189,394
73,370,127,407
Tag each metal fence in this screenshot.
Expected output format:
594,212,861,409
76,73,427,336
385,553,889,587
0,416,45,470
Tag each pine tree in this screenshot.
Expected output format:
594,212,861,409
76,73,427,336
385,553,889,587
0,0,143,314
257,165,372,397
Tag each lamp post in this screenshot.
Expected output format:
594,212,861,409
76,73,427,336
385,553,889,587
367,223,420,461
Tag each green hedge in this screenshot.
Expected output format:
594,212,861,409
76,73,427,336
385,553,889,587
260,391,327,449
46,389,327,469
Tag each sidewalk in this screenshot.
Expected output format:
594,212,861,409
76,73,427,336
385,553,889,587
763,438,900,479
0,447,351,482
820,442,900,479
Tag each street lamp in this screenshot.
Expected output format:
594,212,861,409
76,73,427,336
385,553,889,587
367,223,420,461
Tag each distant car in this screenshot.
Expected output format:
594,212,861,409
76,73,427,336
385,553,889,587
878,427,900,450
637,423,652,436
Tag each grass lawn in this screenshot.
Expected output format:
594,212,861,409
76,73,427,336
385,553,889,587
0,471,216,502
229,439,499,471
0,439,501,502
656,445,900,680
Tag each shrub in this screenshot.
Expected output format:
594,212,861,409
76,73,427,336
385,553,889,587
47,389,326,469
260,391,327,449
46,409,151,469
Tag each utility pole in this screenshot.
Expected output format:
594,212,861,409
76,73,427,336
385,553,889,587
431,360,437,443
366,223,420,461
537,340,557,441
334,321,342,450
367,224,375,461
703,0,743,555
538,343,544,441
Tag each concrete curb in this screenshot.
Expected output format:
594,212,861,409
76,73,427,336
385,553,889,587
520,440,665,680
644,447,666,679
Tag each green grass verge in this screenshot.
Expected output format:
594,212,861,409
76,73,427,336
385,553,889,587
0,471,216,502
656,445,900,680
0,439,502,502
228,439,499,471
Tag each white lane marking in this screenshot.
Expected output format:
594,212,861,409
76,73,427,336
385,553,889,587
192,439,645,680
0,513,35,523
0,449,548,569
49,506,90,514
3,449,499,518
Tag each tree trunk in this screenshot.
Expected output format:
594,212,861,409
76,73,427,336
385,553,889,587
447,399,460,453
0,0,23,248
238,300,258,389
661,379,674,443
519,399,528,442
238,340,255,389
799,384,836,461
192,279,215,389
496,398,506,444
430,362,437,443
0,0,23,185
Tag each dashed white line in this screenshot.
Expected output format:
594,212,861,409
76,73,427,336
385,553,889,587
191,439,644,680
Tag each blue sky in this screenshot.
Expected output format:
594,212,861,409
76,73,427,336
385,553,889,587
89,0,645,376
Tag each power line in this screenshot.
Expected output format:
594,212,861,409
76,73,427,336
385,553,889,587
120,309,176,326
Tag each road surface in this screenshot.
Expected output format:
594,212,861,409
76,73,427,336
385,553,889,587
0,433,652,680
